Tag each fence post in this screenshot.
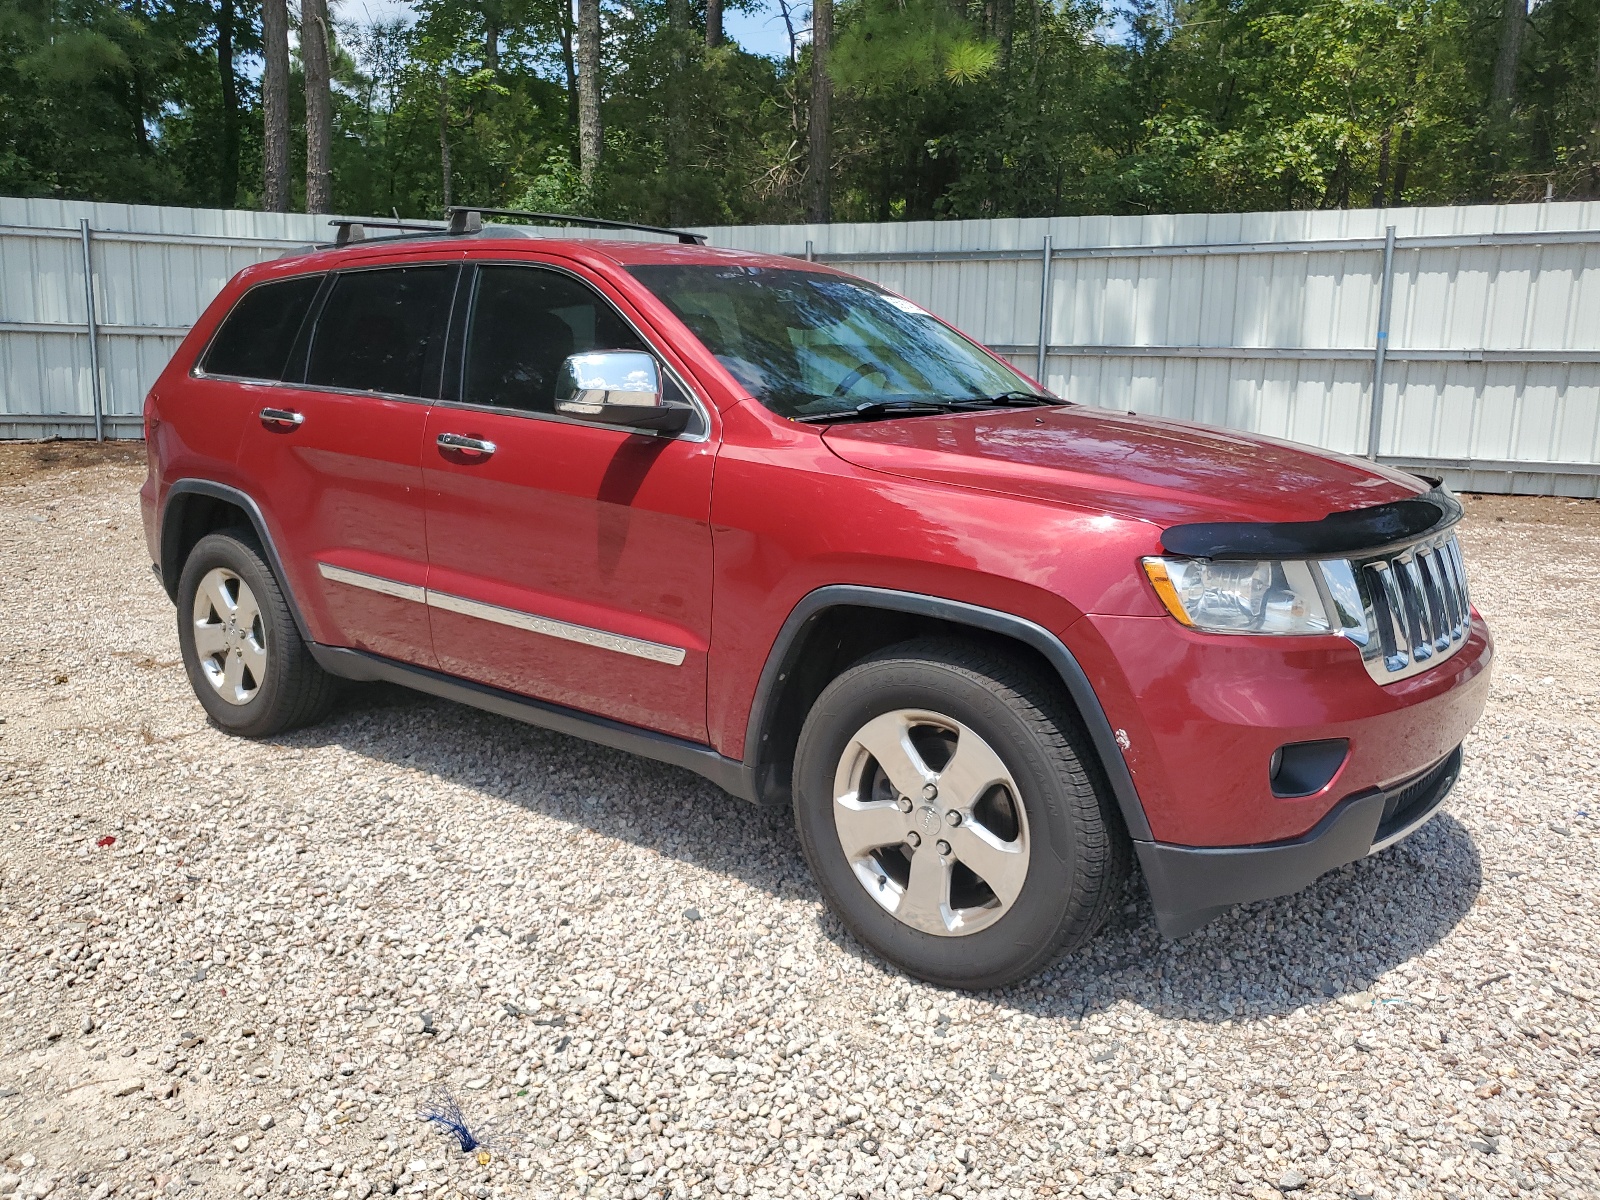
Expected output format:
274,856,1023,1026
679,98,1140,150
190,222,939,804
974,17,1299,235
1366,225,1396,460
79,218,104,442
1036,234,1053,385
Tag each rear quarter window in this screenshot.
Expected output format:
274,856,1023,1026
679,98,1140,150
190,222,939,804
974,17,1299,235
201,274,324,381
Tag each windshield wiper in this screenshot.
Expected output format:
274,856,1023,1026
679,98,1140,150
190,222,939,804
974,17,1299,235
794,392,1061,424
794,401,953,424
961,391,1059,407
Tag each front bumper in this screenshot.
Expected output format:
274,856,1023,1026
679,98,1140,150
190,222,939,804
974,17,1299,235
1136,745,1463,938
1072,613,1493,845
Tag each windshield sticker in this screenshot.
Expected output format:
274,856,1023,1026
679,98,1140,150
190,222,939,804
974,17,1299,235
882,295,933,317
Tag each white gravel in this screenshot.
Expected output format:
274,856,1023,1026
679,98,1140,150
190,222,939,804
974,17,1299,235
1,445,1597,1200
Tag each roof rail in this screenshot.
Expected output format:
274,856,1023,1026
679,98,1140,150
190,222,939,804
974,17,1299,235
328,218,450,247
445,206,707,245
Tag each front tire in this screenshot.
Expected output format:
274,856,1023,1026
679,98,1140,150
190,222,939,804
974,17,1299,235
176,529,337,737
793,639,1128,990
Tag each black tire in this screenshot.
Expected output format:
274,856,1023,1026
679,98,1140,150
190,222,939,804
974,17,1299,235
176,529,338,737
793,638,1129,990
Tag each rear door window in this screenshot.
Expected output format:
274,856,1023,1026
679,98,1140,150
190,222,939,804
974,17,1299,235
459,265,646,413
306,265,456,398
202,274,323,381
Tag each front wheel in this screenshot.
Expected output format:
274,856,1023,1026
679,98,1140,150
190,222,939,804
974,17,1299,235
176,529,337,737
793,639,1128,990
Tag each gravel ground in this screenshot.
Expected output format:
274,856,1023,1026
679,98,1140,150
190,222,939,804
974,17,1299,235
0,442,1597,1200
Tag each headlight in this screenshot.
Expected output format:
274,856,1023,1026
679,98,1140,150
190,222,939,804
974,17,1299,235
1142,558,1335,635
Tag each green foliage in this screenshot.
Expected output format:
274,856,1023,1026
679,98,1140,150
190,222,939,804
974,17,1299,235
1,0,1597,219
517,146,592,213
831,0,997,95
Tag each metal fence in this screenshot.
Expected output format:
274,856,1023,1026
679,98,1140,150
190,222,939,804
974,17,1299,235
4,195,1600,495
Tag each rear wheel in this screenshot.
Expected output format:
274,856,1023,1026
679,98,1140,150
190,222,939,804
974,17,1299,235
176,530,337,737
793,639,1128,989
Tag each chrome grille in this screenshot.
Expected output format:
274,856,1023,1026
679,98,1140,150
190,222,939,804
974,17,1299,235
1351,533,1472,683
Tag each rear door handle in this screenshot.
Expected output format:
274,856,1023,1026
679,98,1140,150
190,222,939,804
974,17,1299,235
259,407,304,429
436,432,497,458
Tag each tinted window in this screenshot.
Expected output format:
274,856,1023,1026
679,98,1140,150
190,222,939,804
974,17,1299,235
307,266,455,397
462,266,645,413
202,275,323,381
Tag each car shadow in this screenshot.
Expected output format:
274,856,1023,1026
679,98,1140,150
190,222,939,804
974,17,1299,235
819,810,1483,1023
283,681,1483,1023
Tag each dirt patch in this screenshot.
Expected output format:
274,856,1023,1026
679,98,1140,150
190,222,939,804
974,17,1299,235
1459,490,1600,530
0,440,146,486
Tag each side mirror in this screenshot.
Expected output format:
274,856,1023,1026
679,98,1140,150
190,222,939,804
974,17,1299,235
555,351,692,434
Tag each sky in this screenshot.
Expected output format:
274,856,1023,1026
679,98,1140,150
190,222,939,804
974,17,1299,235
345,0,800,61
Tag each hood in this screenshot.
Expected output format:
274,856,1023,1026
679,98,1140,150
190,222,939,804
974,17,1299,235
821,404,1428,530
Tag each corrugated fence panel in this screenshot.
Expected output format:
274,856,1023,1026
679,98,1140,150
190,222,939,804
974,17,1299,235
0,197,341,434
4,195,1600,493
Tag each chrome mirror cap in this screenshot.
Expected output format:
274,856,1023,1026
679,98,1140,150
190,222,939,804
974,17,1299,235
556,351,662,415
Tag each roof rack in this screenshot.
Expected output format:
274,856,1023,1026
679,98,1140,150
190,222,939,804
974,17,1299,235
328,218,450,246
445,206,707,245
322,209,707,250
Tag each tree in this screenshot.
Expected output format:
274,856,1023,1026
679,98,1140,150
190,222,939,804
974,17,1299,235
808,0,832,221
1492,0,1527,112
214,0,241,205
303,0,333,212
557,0,578,131
666,0,690,222
4,0,1599,222
576,0,601,185
261,0,290,209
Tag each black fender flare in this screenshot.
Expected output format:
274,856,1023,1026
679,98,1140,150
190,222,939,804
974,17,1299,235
158,479,315,645
741,585,1153,842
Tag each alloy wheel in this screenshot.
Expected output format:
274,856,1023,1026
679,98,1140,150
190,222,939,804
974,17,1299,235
831,708,1030,936
191,567,267,705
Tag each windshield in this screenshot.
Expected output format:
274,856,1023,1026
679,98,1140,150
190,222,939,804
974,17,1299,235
626,264,1043,421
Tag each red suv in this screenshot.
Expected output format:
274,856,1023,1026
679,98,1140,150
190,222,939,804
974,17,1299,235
140,210,1493,989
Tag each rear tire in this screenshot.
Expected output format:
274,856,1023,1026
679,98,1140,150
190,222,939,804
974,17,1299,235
793,638,1128,990
176,529,338,737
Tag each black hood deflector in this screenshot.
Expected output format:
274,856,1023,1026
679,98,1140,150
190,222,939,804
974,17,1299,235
1160,484,1462,560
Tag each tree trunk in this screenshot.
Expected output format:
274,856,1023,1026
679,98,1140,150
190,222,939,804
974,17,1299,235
302,0,334,213
127,0,151,154
706,0,722,49
485,16,500,72
217,0,240,207
560,0,579,134
1372,125,1392,208
1491,0,1527,112
577,0,603,187
778,0,798,66
1589,18,1600,196
667,0,689,222
995,0,1013,68
130,70,150,154
1393,126,1413,201
877,142,891,221
808,0,832,222
439,73,453,207
262,0,290,211
1029,0,1040,90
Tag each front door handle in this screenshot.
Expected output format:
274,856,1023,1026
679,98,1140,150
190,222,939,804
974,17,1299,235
436,432,497,458
259,407,304,429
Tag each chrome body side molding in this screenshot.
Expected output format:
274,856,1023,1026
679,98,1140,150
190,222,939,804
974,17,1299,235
426,590,687,665
316,560,688,666
316,562,427,604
